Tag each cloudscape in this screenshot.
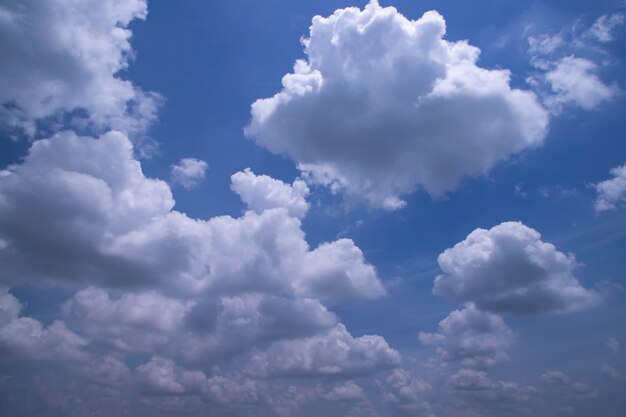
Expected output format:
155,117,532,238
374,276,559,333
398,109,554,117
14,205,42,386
0,1,625,416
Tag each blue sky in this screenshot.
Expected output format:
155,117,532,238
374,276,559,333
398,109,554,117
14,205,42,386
1,1,626,416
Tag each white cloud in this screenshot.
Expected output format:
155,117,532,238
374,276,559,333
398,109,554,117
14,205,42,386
545,57,618,110
65,287,339,364
246,1,548,209
585,13,625,43
0,0,159,136
0,130,385,301
231,168,309,218
593,162,626,212
419,304,515,368
251,323,400,378
527,14,622,113
171,158,209,190
434,222,600,314
297,239,386,300
0,288,86,362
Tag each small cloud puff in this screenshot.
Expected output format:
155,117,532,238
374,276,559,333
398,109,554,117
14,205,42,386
231,168,309,218
171,158,209,190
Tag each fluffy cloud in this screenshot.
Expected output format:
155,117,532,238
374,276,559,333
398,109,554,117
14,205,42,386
544,57,618,110
64,288,338,364
433,222,600,314
419,305,515,368
0,0,159,136
593,162,626,212
382,369,434,416
231,168,309,218
0,130,385,300
246,1,548,209
170,158,208,190
0,288,86,362
527,13,621,113
135,356,207,395
251,323,400,378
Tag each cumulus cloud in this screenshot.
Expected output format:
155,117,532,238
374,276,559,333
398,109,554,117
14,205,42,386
231,168,309,218
0,288,86,362
0,130,385,301
170,158,209,190
251,323,400,378
246,1,548,209
419,305,515,368
433,222,600,314
135,356,207,395
0,0,160,136
593,162,626,212
64,288,339,365
382,369,434,416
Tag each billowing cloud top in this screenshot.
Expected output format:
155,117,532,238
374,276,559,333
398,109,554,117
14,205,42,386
0,130,385,301
419,304,516,368
246,1,549,209
231,168,310,218
434,222,600,314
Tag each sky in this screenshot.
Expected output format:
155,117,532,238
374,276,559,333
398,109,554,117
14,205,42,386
0,0,626,416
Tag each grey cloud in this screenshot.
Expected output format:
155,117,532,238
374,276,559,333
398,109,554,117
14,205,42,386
541,370,571,385
0,288,86,362
251,323,400,378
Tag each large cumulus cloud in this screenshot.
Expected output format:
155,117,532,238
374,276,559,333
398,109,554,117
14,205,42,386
246,1,548,209
0,130,385,300
0,129,398,414
434,222,600,314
